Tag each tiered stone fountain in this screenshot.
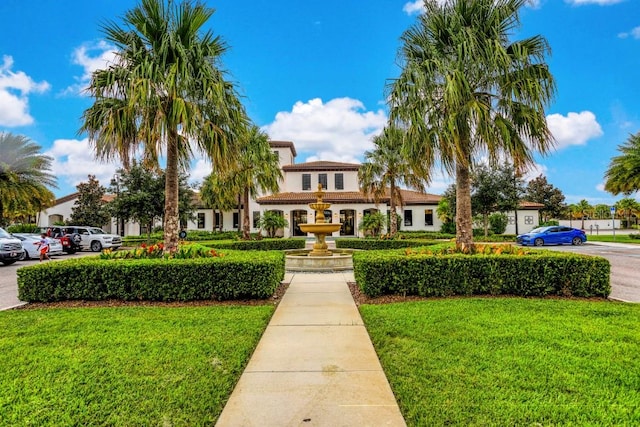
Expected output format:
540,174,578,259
285,184,355,271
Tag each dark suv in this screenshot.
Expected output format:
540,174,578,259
42,227,82,254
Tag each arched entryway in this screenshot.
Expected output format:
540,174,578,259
339,209,355,236
291,210,308,236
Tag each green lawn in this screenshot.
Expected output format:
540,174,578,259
587,234,640,244
0,305,274,426
360,298,640,426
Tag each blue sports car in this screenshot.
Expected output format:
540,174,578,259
516,226,587,246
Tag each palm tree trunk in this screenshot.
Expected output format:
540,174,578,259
164,133,180,254
242,186,251,240
455,161,474,253
390,181,397,236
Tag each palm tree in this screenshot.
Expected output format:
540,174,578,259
358,125,426,236
0,133,57,226
217,126,282,240
80,0,247,253
614,197,640,229
571,199,592,230
604,132,640,196
388,0,555,252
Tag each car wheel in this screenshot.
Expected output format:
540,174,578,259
71,233,82,245
572,237,583,246
90,241,103,252
18,249,29,261
534,238,544,247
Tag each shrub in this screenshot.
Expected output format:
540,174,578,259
257,211,288,238
18,250,284,302
629,233,640,240
205,238,305,250
353,245,610,298
489,213,508,234
359,212,386,236
440,221,456,234
336,238,440,250
6,224,40,233
395,231,455,239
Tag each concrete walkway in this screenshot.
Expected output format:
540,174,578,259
216,272,406,427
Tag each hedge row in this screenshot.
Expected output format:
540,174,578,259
353,250,610,298
17,250,284,302
205,238,305,251
335,238,440,250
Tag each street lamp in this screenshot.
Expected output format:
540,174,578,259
110,173,123,236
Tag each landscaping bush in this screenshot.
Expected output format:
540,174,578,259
6,224,40,233
335,238,441,250
205,238,305,250
17,250,284,302
395,231,455,239
489,213,508,234
353,245,610,298
629,233,640,240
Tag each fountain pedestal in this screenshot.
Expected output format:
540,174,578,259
298,185,342,256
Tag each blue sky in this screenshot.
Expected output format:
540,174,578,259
1,0,639,206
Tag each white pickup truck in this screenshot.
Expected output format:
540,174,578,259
0,227,23,265
62,226,122,252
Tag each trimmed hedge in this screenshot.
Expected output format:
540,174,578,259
17,250,284,302
353,249,610,298
205,238,305,251
336,238,440,250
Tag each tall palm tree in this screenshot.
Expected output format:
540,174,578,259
358,125,426,236
571,199,592,230
213,126,282,240
388,0,555,251
80,0,247,253
0,133,57,225
604,132,640,196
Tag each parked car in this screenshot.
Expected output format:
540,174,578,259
41,227,82,254
517,226,587,246
13,233,64,260
0,227,23,265
44,225,122,252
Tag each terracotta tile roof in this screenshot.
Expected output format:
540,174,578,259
282,161,361,172
269,140,297,157
519,201,545,209
257,189,442,205
53,192,114,205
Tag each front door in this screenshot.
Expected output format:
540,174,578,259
291,210,308,236
340,209,355,236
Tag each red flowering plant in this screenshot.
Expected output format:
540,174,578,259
100,241,223,260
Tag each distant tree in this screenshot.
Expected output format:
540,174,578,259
200,173,238,232
569,199,592,230
471,164,524,236
614,197,640,229
489,213,508,235
604,132,640,195
0,133,57,226
107,165,196,239
525,175,566,223
70,175,110,226
257,211,288,238
593,204,610,220
359,125,426,236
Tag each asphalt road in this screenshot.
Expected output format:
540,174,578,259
0,252,96,310
1,242,638,310
535,241,640,303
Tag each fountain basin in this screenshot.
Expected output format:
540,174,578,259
285,249,356,272
298,223,342,256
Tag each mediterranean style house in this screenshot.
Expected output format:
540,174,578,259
38,140,541,237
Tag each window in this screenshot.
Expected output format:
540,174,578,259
318,173,327,190
302,174,311,190
424,209,433,226
508,216,515,224
335,173,344,190
197,213,205,229
404,210,413,226
215,212,222,229
253,211,261,228
525,215,534,225
233,212,239,229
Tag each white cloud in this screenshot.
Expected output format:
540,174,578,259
46,138,119,190
262,97,387,163
618,26,640,39
0,55,50,127
546,111,603,149
566,0,623,5
596,183,605,192
64,40,117,95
